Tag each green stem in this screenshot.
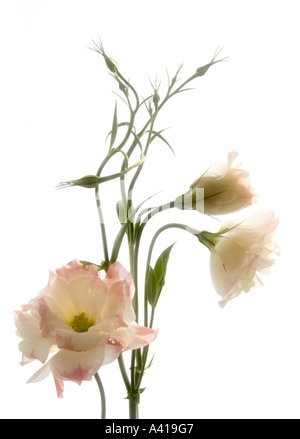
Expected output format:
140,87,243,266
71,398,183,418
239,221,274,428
119,74,195,214
117,354,131,393
125,74,198,213
127,116,156,204
128,238,140,418
136,222,200,391
129,398,139,419
94,148,127,264
94,372,106,419
129,241,138,320
95,187,109,264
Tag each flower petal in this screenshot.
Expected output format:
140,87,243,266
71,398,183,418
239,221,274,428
111,324,157,350
14,310,55,363
50,344,122,387
55,328,107,352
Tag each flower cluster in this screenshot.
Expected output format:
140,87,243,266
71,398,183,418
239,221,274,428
175,150,279,306
14,43,279,418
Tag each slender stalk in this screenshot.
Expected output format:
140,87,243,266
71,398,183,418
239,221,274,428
95,187,109,264
125,72,199,205
94,372,106,419
129,398,139,419
144,222,199,323
117,355,131,392
127,116,156,204
135,222,200,391
94,148,127,264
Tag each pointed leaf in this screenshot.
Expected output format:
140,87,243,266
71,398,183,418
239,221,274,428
153,131,175,155
174,87,195,94
146,265,158,307
112,90,129,106
145,353,155,371
149,129,175,155
106,122,129,144
154,243,175,294
109,101,118,150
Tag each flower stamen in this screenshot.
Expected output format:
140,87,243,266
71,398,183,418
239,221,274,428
69,312,94,333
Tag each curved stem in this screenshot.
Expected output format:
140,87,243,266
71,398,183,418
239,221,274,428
94,372,106,419
135,222,200,391
117,71,140,113
94,148,142,264
126,72,198,204
146,223,200,265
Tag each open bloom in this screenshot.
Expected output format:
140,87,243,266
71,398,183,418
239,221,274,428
14,260,156,397
174,151,257,215
198,209,279,307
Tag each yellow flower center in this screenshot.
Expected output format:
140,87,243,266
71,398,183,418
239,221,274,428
69,312,94,333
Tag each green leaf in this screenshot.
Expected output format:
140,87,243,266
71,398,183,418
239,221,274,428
150,129,175,155
154,243,175,293
147,243,175,308
173,87,195,95
146,265,158,307
109,101,118,150
145,353,155,371
105,122,129,143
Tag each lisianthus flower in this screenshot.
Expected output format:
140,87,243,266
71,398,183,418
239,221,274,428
174,151,257,215
198,209,279,307
14,260,156,397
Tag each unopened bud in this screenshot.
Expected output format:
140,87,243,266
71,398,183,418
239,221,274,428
56,175,101,189
153,91,160,109
195,48,227,78
119,81,128,96
104,55,118,74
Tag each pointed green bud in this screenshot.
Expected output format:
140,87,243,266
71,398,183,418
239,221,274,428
195,48,227,78
153,90,160,109
195,62,215,77
118,80,128,96
56,175,101,189
104,55,118,73
91,40,119,74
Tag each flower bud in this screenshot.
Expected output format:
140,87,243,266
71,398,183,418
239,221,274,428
195,63,214,77
195,48,226,78
153,91,160,109
56,175,101,189
104,54,118,73
175,151,257,215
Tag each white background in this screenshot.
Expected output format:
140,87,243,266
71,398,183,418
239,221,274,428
1,0,299,419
